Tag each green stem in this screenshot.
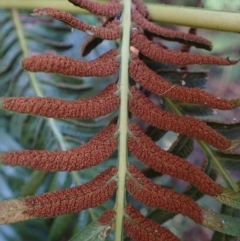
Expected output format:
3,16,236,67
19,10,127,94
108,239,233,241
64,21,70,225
2,1,240,32
199,141,239,192
114,0,131,240
147,4,240,32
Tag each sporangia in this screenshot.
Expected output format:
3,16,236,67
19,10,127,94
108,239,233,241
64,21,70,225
1,0,240,240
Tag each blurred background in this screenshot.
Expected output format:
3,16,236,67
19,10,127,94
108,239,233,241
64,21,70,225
0,0,240,240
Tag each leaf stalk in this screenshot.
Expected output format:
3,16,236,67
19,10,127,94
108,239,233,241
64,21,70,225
2,1,240,32
114,0,131,240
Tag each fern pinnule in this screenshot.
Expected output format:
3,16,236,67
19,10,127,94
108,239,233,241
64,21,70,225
68,0,122,17
124,204,180,241
128,123,222,196
127,164,203,223
32,8,122,40
129,55,239,110
129,87,232,150
1,84,120,118
131,30,238,66
131,9,212,50
22,49,120,77
0,123,118,171
0,166,117,224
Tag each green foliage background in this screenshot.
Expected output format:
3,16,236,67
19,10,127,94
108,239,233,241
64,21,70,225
0,1,240,241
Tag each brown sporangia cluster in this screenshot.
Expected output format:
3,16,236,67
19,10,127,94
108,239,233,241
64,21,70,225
22,49,120,76
128,123,223,196
32,8,122,40
127,164,203,223
130,30,238,66
129,54,240,110
124,204,180,241
2,84,120,119
0,166,117,224
0,0,240,240
69,0,122,17
0,123,118,171
128,88,232,150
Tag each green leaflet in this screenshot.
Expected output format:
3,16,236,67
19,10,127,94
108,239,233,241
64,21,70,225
178,103,213,116
145,125,167,142
203,208,240,236
211,228,238,241
48,214,74,241
20,171,47,197
157,69,208,89
147,158,216,224
213,151,240,171
168,134,194,158
216,188,240,210
69,219,111,241
211,205,238,241
206,121,240,140
0,129,22,151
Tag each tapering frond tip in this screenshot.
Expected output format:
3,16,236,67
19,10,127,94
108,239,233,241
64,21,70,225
124,204,181,241
0,199,32,224
215,187,240,210
1,124,118,171
32,8,121,40
131,31,238,66
202,208,240,236
1,84,120,119
129,57,239,110
0,166,117,224
233,98,240,108
129,87,232,150
22,49,120,77
131,9,213,51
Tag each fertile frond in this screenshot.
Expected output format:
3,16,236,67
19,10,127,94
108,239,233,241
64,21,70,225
0,123,118,171
1,84,120,118
0,166,117,224
1,0,240,240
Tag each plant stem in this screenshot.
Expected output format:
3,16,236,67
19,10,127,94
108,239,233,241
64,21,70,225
1,0,88,13
115,0,131,240
147,4,240,32
199,141,239,192
2,1,240,32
